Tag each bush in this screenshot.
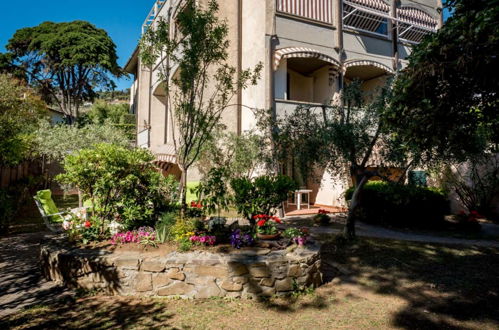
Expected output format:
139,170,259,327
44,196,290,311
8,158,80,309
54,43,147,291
345,181,449,228
231,174,297,224
57,144,178,231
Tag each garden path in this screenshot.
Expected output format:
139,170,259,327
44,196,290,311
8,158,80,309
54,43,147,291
0,231,73,318
301,216,499,248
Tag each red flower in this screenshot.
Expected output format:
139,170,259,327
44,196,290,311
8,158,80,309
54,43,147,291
273,216,282,224
257,220,266,227
84,220,91,228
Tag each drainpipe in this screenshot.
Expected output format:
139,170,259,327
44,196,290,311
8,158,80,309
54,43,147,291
237,0,243,135
335,0,343,53
437,0,444,29
391,0,399,72
335,0,344,107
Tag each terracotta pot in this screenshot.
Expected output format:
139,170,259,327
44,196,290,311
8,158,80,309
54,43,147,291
256,232,281,240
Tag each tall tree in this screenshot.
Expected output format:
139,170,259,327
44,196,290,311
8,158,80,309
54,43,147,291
140,0,261,213
0,74,46,166
388,0,499,161
3,21,122,121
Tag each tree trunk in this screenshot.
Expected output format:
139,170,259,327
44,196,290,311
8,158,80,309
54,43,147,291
344,175,368,240
179,168,188,217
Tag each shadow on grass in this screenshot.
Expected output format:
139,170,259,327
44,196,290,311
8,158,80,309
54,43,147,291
0,296,175,329
320,237,499,329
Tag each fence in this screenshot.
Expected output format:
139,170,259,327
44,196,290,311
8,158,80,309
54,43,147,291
0,161,41,189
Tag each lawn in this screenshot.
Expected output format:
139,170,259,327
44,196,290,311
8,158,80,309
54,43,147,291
1,237,497,329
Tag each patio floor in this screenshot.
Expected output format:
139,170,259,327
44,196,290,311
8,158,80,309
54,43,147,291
284,204,347,217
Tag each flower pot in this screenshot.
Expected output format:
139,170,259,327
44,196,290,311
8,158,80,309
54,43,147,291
257,232,281,240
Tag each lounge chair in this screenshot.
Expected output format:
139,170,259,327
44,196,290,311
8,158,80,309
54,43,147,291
33,190,88,233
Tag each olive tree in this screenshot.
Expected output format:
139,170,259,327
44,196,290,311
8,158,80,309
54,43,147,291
263,81,408,239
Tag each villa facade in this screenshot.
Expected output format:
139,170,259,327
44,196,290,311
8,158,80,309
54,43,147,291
125,0,443,208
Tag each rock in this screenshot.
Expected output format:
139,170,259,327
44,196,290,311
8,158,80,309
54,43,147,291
141,258,165,272
227,262,248,276
256,248,271,256
275,278,293,292
184,265,227,277
153,273,173,288
244,280,263,293
259,278,275,287
221,280,243,292
261,286,275,297
288,264,302,277
157,282,193,296
331,277,341,285
194,279,222,298
114,257,140,270
248,264,270,278
166,268,185,280
134,273,152,292
231,276,249,284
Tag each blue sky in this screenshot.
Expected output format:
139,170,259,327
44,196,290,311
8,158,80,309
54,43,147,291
0,1,451,91
0,0,153,91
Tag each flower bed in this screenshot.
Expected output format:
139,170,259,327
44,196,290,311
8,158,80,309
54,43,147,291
40,235,324,299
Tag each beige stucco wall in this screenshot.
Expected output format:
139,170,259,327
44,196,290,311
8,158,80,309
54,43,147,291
240,0,270,132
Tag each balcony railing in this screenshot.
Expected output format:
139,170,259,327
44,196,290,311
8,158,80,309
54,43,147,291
276,0,439,43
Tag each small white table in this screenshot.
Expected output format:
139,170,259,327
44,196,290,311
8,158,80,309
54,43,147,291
290,189,312,210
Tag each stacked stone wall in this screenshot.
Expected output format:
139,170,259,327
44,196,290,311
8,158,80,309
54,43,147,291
40,239,323,299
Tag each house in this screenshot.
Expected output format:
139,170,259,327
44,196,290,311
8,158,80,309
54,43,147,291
124,0,442,208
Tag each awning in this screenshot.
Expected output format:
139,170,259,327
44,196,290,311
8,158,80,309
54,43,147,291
397,7,438,30
343,59,394,74
274,47,340,71
345,0,389,13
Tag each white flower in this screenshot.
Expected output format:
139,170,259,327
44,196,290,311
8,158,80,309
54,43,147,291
62,220,72,230
108,220,124,235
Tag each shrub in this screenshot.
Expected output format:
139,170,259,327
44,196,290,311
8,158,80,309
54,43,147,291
57,144,177,231
155,212,178,243
196,167,231,217
231,175,297,225
344,181,449,228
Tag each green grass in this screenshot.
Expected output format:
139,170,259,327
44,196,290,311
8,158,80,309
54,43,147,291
186,181,200,204
1,237,498,329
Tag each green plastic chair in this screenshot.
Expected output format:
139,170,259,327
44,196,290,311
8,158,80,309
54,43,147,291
33,190,89,233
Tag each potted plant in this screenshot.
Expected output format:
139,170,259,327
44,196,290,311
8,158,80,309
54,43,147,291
254,214,282,240
283,227,310,246
313,209,331,226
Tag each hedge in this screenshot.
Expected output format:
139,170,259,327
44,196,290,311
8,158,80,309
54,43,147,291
345,181,449,228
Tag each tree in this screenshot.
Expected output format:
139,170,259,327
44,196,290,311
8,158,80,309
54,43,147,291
79,101,136,140
34,120,131,163
264,80,406,239
389,0,499,161
3,21,122,121
0,74,46,166
140,0,261,214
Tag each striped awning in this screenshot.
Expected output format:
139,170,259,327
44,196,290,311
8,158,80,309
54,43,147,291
276,0,332,24
274,47,340,71
345,0,389,13
397,7,438,30
343,59,394,74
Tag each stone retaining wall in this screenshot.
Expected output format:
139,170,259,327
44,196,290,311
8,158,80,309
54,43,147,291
40,238,323,299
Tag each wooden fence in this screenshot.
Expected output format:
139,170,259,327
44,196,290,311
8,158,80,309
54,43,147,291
0,161,41,189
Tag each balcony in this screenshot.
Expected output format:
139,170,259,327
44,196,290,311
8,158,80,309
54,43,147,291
275,0,439,43
274,47,340,116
